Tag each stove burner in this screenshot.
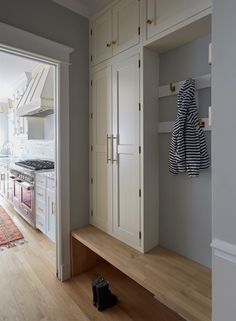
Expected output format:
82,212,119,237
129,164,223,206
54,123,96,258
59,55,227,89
15,160,54,171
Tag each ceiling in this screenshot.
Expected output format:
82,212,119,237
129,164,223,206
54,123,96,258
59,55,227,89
0,51,39,101
52,0,114,17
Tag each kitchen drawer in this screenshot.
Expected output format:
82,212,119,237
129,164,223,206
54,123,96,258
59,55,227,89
36,213,46,233
36,186,46,203
36,200,46,216
46,177,55,191
36,174,46,188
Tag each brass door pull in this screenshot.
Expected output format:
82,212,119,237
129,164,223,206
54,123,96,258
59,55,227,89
112,135,118,164
107,135,112,163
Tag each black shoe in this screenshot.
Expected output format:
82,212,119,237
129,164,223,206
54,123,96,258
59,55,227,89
96,279,117,311
91,276,104,307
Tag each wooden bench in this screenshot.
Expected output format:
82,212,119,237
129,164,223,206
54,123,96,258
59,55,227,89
71,225,211,321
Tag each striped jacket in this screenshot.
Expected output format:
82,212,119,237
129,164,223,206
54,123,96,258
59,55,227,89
169,79,209,177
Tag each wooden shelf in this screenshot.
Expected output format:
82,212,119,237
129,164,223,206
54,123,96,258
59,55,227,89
71,225,212,321
71,261,185,321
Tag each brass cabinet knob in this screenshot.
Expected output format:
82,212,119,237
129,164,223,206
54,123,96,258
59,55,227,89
147,19,153,24
112,40,117,45
106,43,112,48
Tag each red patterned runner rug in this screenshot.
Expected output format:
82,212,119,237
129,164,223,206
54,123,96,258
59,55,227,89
0,206,24,249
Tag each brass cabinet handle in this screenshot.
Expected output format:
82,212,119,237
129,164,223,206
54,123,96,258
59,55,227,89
112,40,117,45
147,19,153,24
106,43,112,48
112,135,118,164
107,135,112,163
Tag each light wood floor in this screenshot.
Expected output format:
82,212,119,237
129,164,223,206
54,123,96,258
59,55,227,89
0,199,186,321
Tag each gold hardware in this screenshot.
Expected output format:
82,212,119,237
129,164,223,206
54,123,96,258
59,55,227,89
8,98,13,108
107,135,112,163
40,96,54,101
112,135,118,164
106,43,112,48
147,19,153,24
199,120,205,128
169,83,176,92
112,40,117,45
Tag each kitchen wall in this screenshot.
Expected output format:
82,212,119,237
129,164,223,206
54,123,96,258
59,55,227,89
159,34,212,267
0,0,89,229
0,103,9,153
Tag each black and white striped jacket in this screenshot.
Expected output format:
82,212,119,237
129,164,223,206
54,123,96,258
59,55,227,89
169,79,209,177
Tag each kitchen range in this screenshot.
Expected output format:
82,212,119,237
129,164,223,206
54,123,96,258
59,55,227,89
9,160,54,230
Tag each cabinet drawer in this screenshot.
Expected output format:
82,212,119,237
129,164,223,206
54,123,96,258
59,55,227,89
36,175,46,188
46,177,55,190
36,187,46,203
36,200,46,216
36,213,46,233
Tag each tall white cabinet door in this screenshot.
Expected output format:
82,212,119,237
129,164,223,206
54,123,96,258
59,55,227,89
91,64,113,232
91,10,113,65
46,189,56,242
112,0,140,56
145,0,212,40
112,53,141,249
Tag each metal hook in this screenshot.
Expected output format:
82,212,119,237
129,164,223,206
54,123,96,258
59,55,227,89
169,83,176,92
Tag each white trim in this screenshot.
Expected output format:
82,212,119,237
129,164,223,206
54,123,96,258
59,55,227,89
211,239,236,265
0,22,73,281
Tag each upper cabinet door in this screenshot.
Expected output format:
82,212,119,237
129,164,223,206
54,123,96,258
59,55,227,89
145,0,212,40
112,0,140,56
91,10,113,65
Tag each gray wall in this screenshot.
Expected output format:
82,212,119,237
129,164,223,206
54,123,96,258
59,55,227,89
159,34,212,267
0,0,89,229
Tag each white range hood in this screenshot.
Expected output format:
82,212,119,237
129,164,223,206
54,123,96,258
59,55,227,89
16,64,54,117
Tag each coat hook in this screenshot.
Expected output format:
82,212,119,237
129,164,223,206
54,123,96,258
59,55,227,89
169,83,176,92
199,119,205,128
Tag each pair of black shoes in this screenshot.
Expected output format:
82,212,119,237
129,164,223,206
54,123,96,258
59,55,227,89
92,276,117,311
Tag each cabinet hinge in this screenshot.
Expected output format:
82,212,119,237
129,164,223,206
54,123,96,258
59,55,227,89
90,112,93,119
91,178,93,184
91,55,93,62
139,189,141,197
139,146,141,154
91,210,93,216
138,59,141,68
139,103,141,111
139,231,142,240
90,28,93,36
138,26,140,35
91,80,93,86
91,145,93,152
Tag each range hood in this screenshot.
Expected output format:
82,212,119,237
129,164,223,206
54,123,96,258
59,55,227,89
16,64,54,117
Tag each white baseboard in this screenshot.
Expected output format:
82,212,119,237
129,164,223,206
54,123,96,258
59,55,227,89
211,239,236,264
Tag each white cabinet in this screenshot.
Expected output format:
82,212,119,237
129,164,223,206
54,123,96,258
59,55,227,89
91,51,142,250
91,0,140,65
112,0,140,56
91,63,113,232
36,172,56,242
112,53,140,248
91,10,113,65
145,0,212,40
46,189,56,242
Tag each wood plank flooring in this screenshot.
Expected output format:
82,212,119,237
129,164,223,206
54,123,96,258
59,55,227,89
0,199,187,321
72,225,212,321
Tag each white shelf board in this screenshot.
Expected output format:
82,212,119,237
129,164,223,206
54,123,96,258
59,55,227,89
159,74,211,98
158,118,211,133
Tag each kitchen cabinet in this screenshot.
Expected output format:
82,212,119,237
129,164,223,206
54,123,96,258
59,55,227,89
36,172,56,242
145,0,212,40
90,0,140,65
